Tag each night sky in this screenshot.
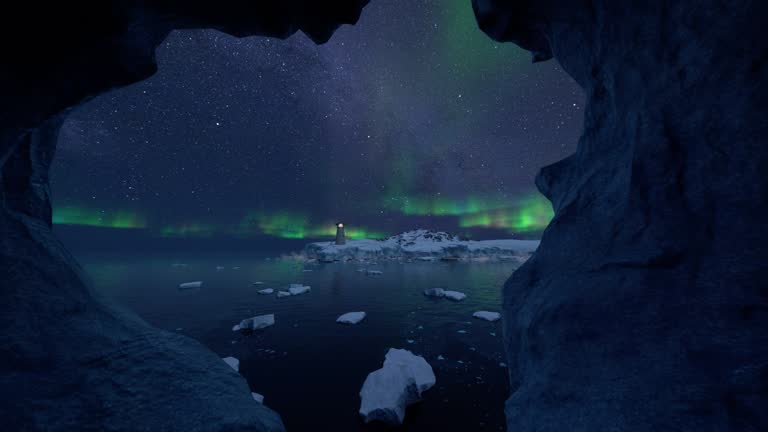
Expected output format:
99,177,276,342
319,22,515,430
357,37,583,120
51,0,583,243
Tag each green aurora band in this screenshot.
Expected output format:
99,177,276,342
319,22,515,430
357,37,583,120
52,206,147,229
240,211,387,240
459,194,554,232
53,193,552,238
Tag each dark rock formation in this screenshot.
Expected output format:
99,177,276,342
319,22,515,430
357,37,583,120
473,0,768,430
0,2,367,431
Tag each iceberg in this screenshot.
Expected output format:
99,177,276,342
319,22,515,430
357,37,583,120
359,348,435,425
251,392,265,404
304,229,539,263
473,311,501,322
257,288,274,295
222,356,239,372
337,311,367,325
232,314,275,331
277,291,292,298
366,270,383,276
178,281,202,289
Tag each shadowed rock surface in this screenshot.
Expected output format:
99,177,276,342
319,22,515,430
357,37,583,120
473,0,768,430
0,2,367,431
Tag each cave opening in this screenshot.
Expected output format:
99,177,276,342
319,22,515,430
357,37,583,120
6,1,763,431
42,1,581,430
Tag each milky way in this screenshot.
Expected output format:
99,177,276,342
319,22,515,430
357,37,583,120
51,0,584,241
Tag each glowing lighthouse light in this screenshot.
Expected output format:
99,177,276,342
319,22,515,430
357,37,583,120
335,222,346,245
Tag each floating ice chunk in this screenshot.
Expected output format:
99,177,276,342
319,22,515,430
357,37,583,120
406,339,415,344
457,330,467,334
416,256,436,261
252,281,264,285
178,281,202,289
287,284,311,295
383,349,436,394
490,332,496,336
232,266,240,270
257,288,274,295
359,348,435,425
366,270,383,275
175,328,183,331
499,362,507,368
359,364,418,425
423,288,446,298
437,355,445,361
337,311,367,325
232,314,275,331
216,266,225,270
277,291,292,298
251,392,264,404
222,356,239,372
356,268,367,273
443,290,466,301
302,269,313,272
473,311,501,322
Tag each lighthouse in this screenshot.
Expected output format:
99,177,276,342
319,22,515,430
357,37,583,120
335,222,346,245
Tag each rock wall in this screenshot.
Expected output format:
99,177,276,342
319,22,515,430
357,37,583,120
0,2,367,431
473,0,768,430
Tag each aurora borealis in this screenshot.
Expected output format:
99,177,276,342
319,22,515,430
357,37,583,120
53,194,552,239
50,0,583,245
53,206,147,229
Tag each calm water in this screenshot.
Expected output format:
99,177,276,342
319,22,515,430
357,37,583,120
79,252,520,431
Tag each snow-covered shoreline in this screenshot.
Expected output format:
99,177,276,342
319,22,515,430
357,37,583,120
301,230,539,263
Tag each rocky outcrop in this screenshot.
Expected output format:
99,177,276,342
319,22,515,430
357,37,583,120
0,2,367,431
473,0,768,430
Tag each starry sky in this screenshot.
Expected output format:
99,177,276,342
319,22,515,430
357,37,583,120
51,0,583,244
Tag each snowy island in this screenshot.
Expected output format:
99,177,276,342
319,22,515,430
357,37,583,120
302,229,539,263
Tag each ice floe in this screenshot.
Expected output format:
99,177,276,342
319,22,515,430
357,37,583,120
359,348,436,426
423,288,446,298
232,314,275,331
257,288,274,295
287,284,311,295
443,290,466,301
178,281,202,289
337,312,367,325
472,311,501,322
222,356,239,372
277,291,292,298
251,392,265,404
